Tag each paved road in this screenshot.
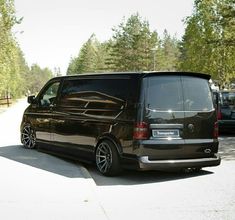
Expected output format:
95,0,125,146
219,135,235,160
1,99,235,219
0,99,107,220
86,161,235,220
85,130,235,219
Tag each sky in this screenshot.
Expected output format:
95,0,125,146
14,0,195,75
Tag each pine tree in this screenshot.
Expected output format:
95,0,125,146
179,0,235,87
67,34,108,75
157,30,180,71
107,13,159,72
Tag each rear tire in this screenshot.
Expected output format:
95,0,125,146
95,140,122,176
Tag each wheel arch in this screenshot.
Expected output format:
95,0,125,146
95,133,123,156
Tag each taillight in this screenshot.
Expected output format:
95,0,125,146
217,109,222,120
133,122,149,140
214,121,219,138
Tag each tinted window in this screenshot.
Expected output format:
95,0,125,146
220,92,235,107
146,76,183,111
182,77,213,111
59,78,136,108
39,81,60,107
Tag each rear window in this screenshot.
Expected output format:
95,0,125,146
145,75,213,112
220,92,235,107
146,76,183,111
182,76,213,111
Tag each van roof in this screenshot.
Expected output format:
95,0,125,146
54,71,211,80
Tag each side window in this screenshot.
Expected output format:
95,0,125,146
59,80,88,108
59,78,133,109
39,81,60,107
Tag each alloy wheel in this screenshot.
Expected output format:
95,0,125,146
96,142,113,174
21,124,36,149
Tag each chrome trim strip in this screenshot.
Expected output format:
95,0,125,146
139,154,220,164
150,124,183,129
146,107,215,113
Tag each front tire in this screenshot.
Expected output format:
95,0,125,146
21,124,36,149
95,140,122,176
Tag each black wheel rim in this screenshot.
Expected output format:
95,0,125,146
96,142,112,174
21,125,36,149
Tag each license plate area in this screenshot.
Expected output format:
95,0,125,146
152,129,180,139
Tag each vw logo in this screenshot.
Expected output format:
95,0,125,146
188,124,195,133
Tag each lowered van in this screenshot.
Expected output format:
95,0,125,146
21,72,221,176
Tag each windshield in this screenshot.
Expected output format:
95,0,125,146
145,75,214,112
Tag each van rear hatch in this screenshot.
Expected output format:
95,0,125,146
139,73,218,160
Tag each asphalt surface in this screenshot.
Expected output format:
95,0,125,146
219,135,235,160
0,99,235,220
86,162,235,220
0,99,107,220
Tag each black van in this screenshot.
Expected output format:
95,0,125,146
21,72,221,176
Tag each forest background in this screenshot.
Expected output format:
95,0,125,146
0,0,234,98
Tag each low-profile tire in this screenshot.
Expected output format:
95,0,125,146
21,124,36,149
95,140,122,176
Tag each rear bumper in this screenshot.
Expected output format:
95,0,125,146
138,154,221,170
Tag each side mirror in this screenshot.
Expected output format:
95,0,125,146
27,95,36,104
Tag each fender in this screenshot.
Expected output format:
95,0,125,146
96,133,123,155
